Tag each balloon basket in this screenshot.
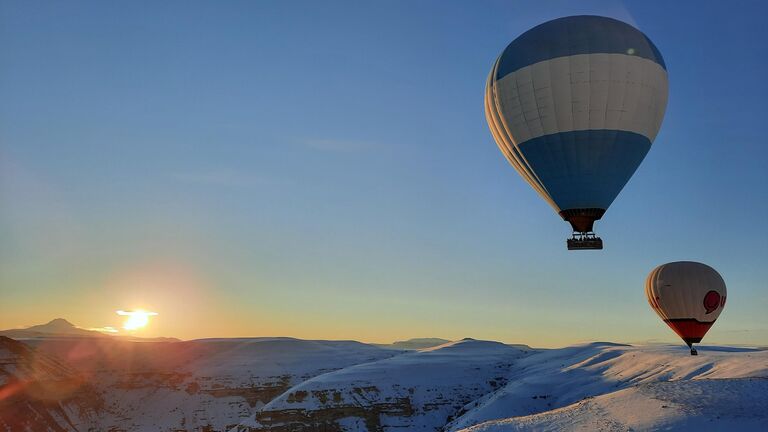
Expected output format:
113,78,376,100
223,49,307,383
566,232,603,250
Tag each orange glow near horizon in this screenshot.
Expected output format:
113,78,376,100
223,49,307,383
116,310,158,331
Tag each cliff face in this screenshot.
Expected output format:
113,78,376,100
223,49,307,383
233,339,534,432
0,336,104,432
12,336,401,432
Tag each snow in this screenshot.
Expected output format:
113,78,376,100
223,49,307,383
459,378,768,431
3,335,401,432
234,341,768,432
85,338,402,431
187,337,396,383
447,343,768,431
233,339,533,431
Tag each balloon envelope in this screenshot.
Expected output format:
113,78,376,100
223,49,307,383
645,261,727,346
485,16,669,233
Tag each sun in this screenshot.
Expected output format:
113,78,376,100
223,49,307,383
116,310,158,331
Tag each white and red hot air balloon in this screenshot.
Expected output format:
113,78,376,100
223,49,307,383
645,261,727,355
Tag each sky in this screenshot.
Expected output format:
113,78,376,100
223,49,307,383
1,0,767,347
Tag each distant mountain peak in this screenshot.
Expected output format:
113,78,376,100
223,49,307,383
0,318,104,339
44,318,76,328
28,318,85,334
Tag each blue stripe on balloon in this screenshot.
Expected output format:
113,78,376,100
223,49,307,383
518,130,652,210
496,16,666,80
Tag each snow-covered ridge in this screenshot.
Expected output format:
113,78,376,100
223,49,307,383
447,343,768,431
86,337,401,431
460,378,768,431
233,338,534,431
231,341,768,432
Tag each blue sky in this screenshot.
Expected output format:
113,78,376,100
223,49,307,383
1,0,766,346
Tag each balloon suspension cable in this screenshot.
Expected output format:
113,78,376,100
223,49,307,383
687,342,698,356
566,231,603,250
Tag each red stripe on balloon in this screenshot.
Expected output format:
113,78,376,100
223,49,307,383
664,319,715,344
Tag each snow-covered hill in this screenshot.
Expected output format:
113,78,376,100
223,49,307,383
232,339,534,431
460,378,768,431
448,343,768,431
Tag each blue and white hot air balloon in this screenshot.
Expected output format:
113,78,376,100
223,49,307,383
485,16,668,250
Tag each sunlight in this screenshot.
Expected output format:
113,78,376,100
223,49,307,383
116,310,158,331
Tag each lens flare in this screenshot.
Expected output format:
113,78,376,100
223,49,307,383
116,310,158,331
